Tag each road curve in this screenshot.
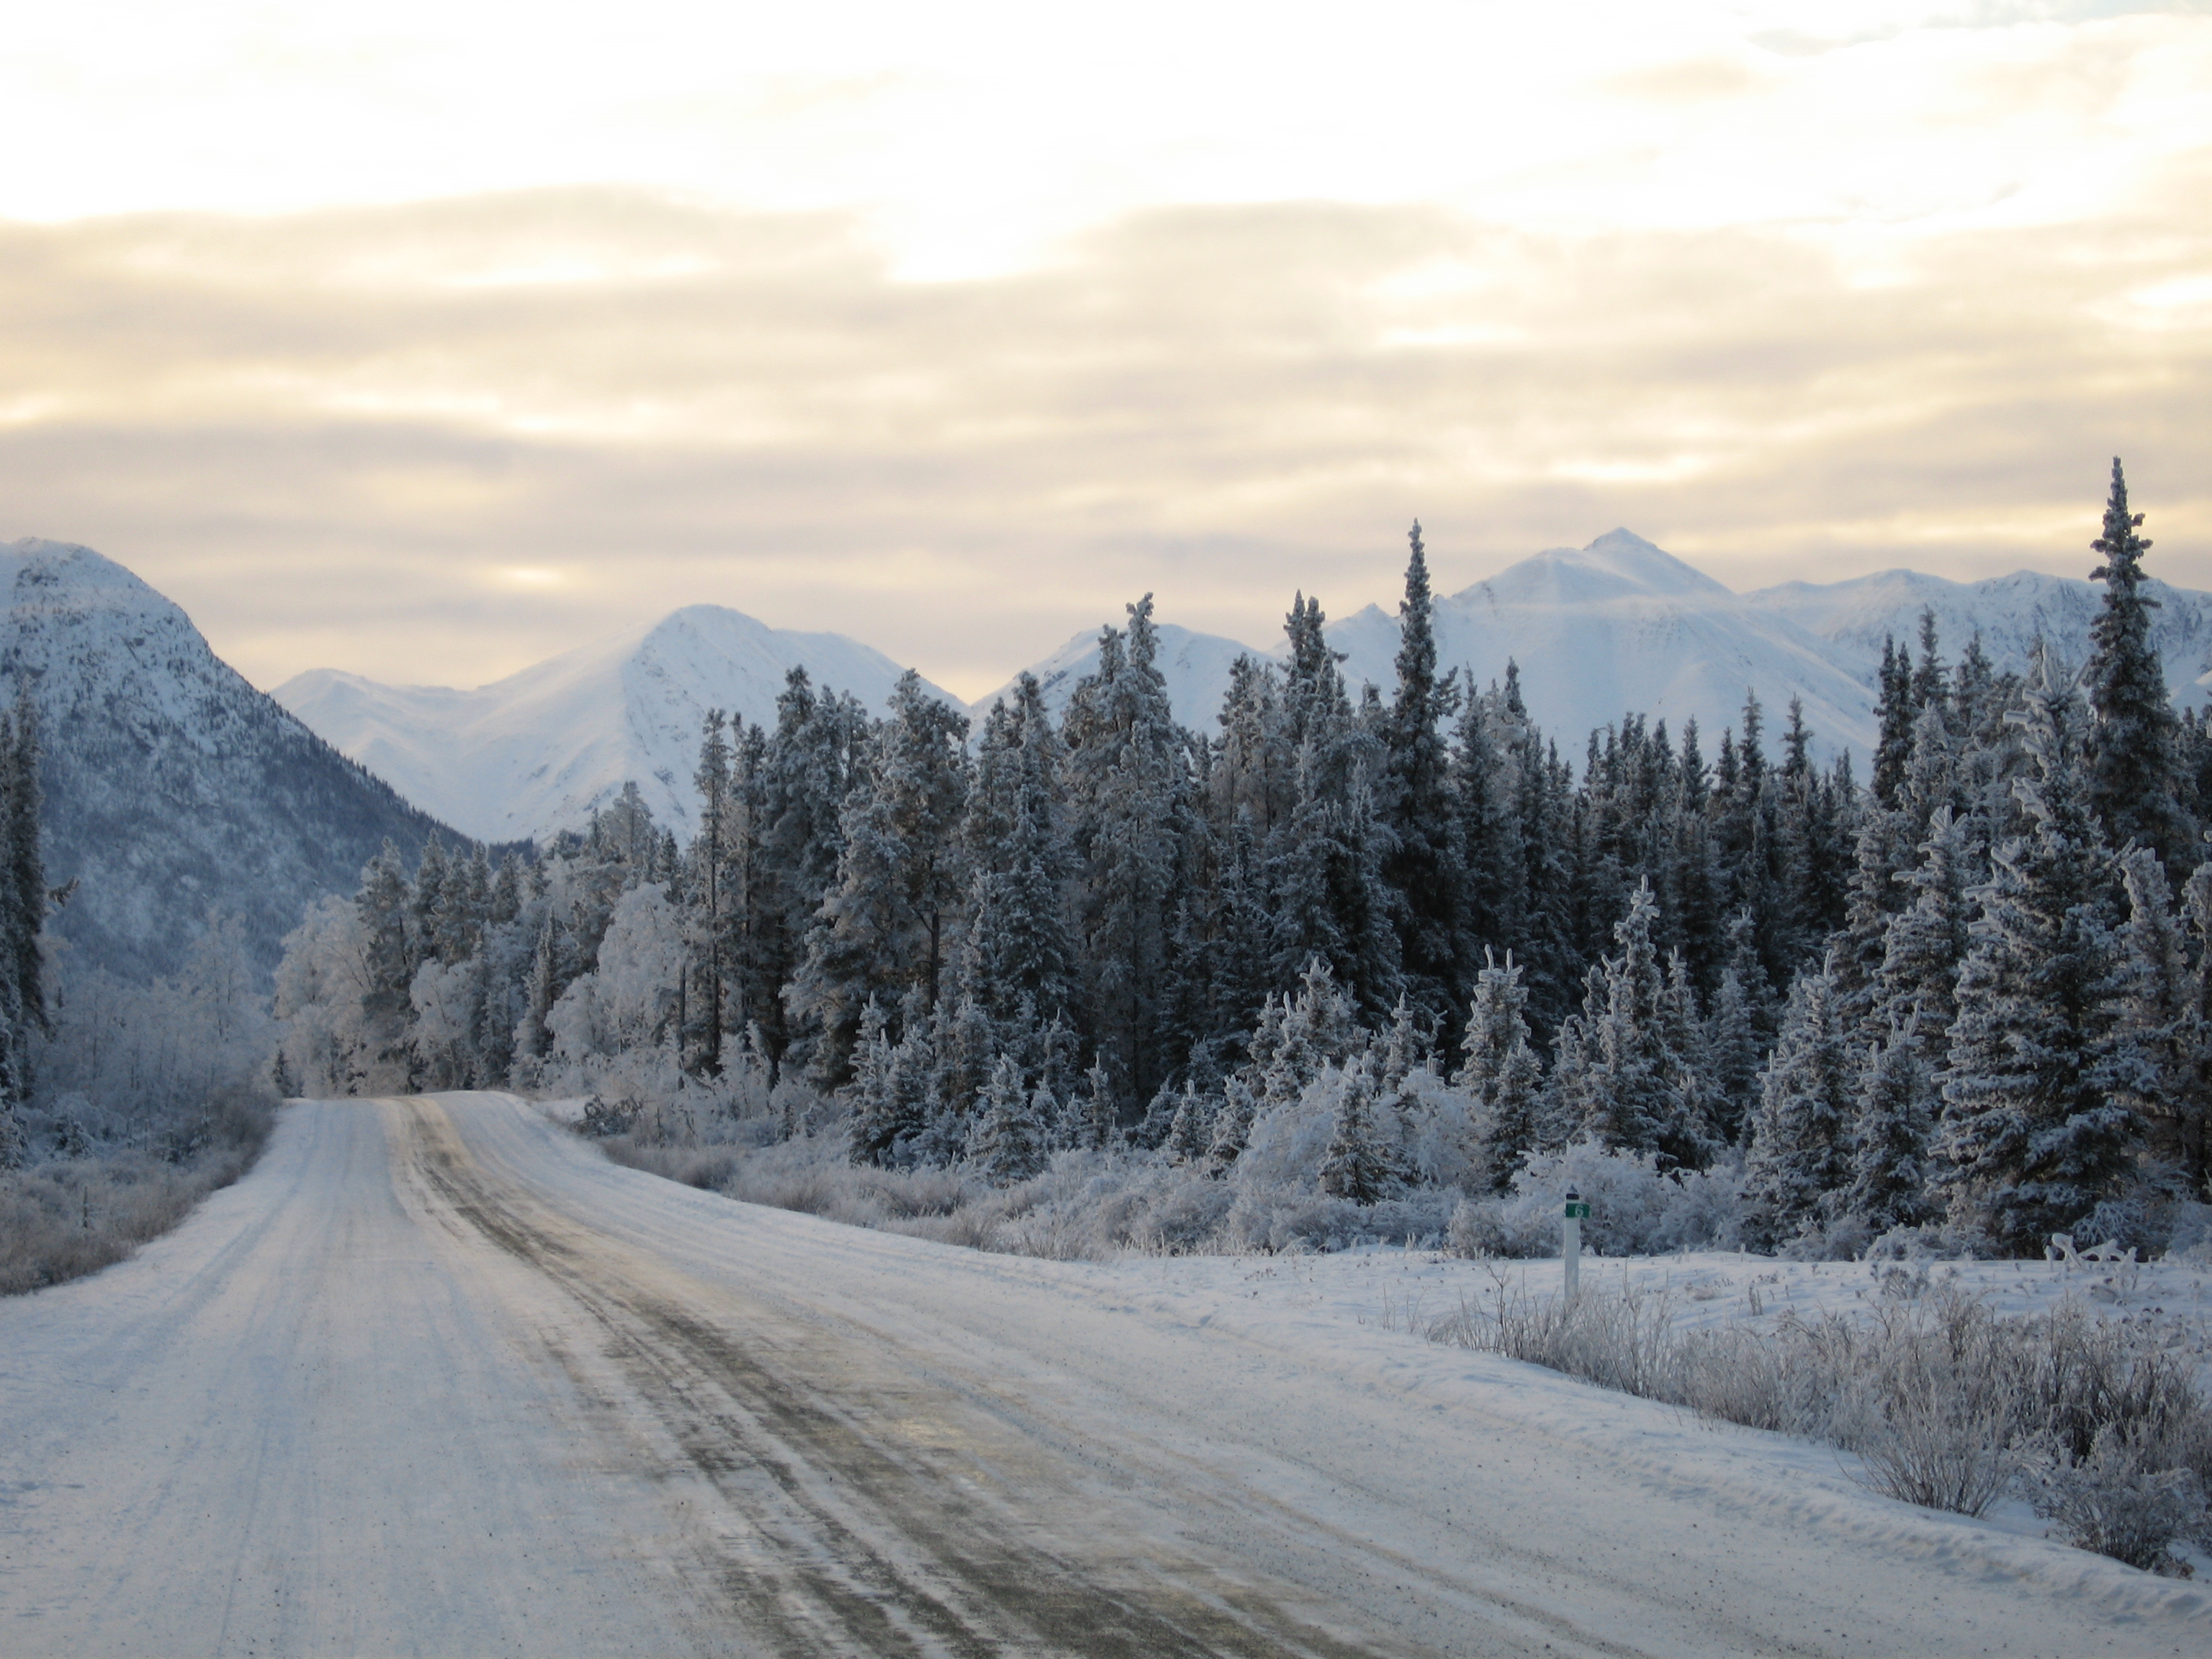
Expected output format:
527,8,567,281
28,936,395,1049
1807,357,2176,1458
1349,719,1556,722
0,1094,2199,1656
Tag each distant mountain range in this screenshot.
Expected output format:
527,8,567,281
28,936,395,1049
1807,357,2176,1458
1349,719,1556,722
1,539,462,984
276,529,2212,846
276,608,960,847
24,526,2209,984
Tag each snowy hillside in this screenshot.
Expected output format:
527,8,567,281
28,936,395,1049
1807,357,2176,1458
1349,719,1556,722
979,531,1887,760
967,621,1256,733
1747,567,2212,711
1328,529,1881,759
276,606,963,845
269,530,2212,852
0,539,455,983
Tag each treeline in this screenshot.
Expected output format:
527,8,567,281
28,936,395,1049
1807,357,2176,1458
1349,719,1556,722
279,463,2212,1255
0,689,56,1166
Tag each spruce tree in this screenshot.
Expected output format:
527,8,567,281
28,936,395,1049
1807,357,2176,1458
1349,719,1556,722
2110,844,2208,1198
685,709,734,1074
2085,458,2193,868
1380,521,1467,1027
1206,1076,1260,1172
4,689,48,1043
790,671,971,1088
1319,1057,1401,1204
742,670,869,1076
969,1053,1049,1184
958,673,1076,1051
1162,1081,1215,1165
2168,861,2212,1195
1453,949,1545,1188
1064,596,1187,1116
1873,806,1972,1073
1742,958,1856,1249
1267,595,1401,1022
1873,640,1914,807
1704,961,1765,1146
1936,678,2140,1253
356,842,417,1084
1840,1022,1937,1235
1455,687,1529,971
1555,881,1702,1161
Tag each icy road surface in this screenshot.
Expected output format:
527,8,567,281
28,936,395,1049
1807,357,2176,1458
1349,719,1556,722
3,1095,2206,1657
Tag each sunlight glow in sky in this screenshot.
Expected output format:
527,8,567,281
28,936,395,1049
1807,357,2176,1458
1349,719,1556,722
3,1,2208,697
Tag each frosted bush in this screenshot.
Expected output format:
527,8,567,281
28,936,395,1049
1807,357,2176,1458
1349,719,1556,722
1233,1075,1339,1190
1446,1138,1741,1258
1437,1277,2212,1565
2028,1422,2212,1575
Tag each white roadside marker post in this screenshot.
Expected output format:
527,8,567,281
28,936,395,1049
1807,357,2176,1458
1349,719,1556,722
1563,1188,1588,1304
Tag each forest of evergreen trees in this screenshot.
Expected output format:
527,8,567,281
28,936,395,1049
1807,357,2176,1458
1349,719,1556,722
277,462,2212,1257
0,690,58,1168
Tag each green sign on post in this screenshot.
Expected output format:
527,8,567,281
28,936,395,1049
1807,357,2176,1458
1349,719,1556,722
1564,1201,1591,1220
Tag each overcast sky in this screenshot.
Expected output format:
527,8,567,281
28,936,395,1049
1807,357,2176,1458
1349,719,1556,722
4,1,2208,698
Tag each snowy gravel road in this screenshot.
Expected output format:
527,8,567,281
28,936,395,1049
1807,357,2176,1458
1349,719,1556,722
3,1094,2206,1657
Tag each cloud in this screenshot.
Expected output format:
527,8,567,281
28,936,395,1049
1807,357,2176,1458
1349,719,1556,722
1599,57,1772,103
0,179,2206,698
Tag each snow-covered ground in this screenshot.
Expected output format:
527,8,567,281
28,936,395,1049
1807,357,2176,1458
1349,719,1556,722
4,1093,2207,1655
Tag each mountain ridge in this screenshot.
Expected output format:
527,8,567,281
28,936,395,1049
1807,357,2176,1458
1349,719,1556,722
276,605,964,845
1,538,464,984
260,531,2212,846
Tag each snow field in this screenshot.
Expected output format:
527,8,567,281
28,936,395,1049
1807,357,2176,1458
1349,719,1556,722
12,1092,2210,1655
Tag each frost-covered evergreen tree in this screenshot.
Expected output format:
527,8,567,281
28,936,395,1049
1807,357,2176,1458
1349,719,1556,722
2113,845,2188,1134
683,708,737,1075
848,997,937,1166
1379,521,1466,1028
4,690,50,1043
1250,957,1360,1109
957,673,1075,1063
969,1053,1049,1185
1742,957,1856,1249
1319,1056,1402,1204
1551,881,1706,1164
1205,1075,1259,1171
1452,949,1545,1189
1840,1022,1937,1235
1936,678,2141,1253
1162,1080,1215,1166
1873,806,1972,1073
1064,596,1186,1118
2165,861,2212,1195
356,842,417,1088
789,672,971,1089
0,697,48,1161
2085,457,2193,869
739,670,869,1075
1872,637,1915,808
1267,593,1401,1022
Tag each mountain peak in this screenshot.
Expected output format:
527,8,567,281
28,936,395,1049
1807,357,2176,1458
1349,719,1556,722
1453,530,1734,612
278,603,960,843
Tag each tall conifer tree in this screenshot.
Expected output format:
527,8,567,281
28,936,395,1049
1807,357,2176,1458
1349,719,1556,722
2085,458,2193,868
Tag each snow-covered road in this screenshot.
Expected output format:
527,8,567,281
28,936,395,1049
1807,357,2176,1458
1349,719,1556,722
3,1094,2205,1656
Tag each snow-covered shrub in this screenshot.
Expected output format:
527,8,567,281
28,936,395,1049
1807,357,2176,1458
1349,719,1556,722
2165,1202,2212,1265
1444,1138,1742,1258
2028,1422,2212,1575
1437,1277,2212,1560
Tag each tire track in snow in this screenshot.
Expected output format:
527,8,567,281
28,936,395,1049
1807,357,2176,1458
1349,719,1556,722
397,1097,1419,1658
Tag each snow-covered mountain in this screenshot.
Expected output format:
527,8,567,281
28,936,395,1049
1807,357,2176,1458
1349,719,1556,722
276,606,963,845
1326,530,1880,759
978,532,1883,761
967,621,1256,734
0,539,457,984
1745,568,2212,711
268,529,2212,860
